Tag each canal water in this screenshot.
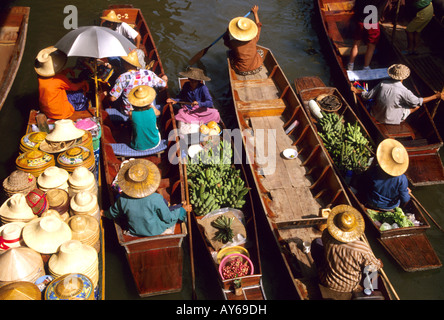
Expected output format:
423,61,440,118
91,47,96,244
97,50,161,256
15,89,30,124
3,0,444,301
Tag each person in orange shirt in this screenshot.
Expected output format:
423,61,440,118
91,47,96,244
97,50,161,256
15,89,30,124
35,47,90,119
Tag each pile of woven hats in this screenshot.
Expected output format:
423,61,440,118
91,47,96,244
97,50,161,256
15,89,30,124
70,191,100,221
68,166,97,197
2,170,37,198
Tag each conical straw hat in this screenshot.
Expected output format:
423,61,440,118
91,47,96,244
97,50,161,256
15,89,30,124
0,281,42,300
0,247,44,283
34,46,67,77
0,193,35,222
327,204,365,243
20,131,47,153
387,64,411,81
100,10,122,23
44,273,94,300
121,49,142,69
128,85,156,107
22,216,72,254
179,67,211,81
45,119,85,142
117,159,161,198
228,17,258,41
37,166,69,190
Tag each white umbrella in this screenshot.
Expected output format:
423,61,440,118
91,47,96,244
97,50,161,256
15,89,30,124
54,26,137,115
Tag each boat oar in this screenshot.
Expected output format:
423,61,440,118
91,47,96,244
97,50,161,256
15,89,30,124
183,161,197,300
431,87,444,119
410,193,444,233
187,11,251,65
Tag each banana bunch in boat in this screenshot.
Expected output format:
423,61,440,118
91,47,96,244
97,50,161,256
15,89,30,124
211,215,235,244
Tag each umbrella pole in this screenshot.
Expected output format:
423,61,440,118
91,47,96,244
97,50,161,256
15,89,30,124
95,61,99,117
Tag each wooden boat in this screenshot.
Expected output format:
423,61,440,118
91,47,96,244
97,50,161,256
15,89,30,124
315,0,444,186
177,78,265,300
99,5,187,297
24,108,105,300
227,45,398,299
0,7,29,110
294,75,442,272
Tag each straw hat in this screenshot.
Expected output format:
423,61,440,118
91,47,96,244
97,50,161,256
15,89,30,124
46,189,70,216
0,281,42,300
0,193,35,223
67,215,99,251
15,150,55,178
100,10,122,23
39,139,78,154
41,209,69,222
44,273,94,300
0,247,44,284
327,204,365,243
117,159,161,198
387,64,411,81
34,46,67,77
3,170,36,198
179,67,211,82
22,216,72,254
70,191,98,215
228,17,258,41
128,86,157,107
0,222,26,251
376,139,409,177
57,146,95,174
121,49,142,69
25,189,48,216
68,166,95,189
45,119,85,142
37,166,69,190
20,131,47,153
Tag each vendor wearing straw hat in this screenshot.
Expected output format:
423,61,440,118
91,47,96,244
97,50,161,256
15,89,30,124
311,204,383,293
223,5,263,75
101,159,191,237
352,63,444,124
35,46,90,119
127,85,162,151
166,67,221,124
108,50,168,115
364,139,411,211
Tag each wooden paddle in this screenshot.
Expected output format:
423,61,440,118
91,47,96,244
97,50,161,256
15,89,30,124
410,193,444,233
431,87,444,119
188,11,251,65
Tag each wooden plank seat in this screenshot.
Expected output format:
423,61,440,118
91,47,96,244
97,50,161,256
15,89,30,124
376,121,416,140
236,99,286,117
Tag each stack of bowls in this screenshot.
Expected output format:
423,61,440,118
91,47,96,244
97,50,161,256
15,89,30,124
44,273,94,300
22,216,72,255
70,191,100,221
19,131,48,153
0,222,27,253
37,166,69,193
47,240,99,287
67,215,100,252
15,150,55,178
0,193,36,225
0,247,45,286
45,189,70,221
68,167,97,197
2,170,37,198
57,146,95,174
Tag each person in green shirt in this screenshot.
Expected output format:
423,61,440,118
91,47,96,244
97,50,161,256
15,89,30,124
102,159,191,237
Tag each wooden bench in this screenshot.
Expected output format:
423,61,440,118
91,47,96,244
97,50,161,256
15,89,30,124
376,121,416,140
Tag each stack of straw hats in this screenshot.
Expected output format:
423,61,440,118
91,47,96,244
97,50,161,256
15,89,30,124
0,222,26,252
68,166,97,197
45,189,70,220
15,150,55,178
39,119,85,154
41,209,69,222
70,191,100,221
57,146,95,173
44,273,94,300
22,216,72,255
48,240,99,287
0,247,45,286
37,166,69,192
19,131,48,153
2,170,37,198
67,215,100,252
25,189,48,216
0,193,36,225
77,130,94,153
0,281,42,300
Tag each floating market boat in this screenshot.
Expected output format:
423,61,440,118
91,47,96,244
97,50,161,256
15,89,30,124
227,45,398,299
23,108,105,300
0,6,29,110
178,78,265,300
99,5,187,297
294,75,442,272
315,0,444,186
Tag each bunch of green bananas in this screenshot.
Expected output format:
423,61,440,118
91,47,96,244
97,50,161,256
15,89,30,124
211,215,234,244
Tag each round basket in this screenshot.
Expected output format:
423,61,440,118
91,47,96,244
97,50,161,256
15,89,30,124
218,253,254,280
57,146,95,174
15,150,55,178
316,94,342,112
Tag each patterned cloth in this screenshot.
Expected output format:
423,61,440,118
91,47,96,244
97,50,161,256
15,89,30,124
109,69,167,113
313,230,383,293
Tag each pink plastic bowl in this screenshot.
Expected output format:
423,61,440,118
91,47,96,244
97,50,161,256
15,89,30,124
218,253,254,280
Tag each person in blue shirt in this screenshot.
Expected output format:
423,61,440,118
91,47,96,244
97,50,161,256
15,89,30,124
364,139,410,210
102,159,191,237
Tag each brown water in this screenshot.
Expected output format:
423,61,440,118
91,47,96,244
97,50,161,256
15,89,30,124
3,0,444,301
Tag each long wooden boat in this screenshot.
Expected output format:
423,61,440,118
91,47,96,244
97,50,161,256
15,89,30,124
24,108,105,300
0,6,29,110
227,45,398,299
99,5,187,297
178,78,265,300
294,75,441,272
315,0,444,186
